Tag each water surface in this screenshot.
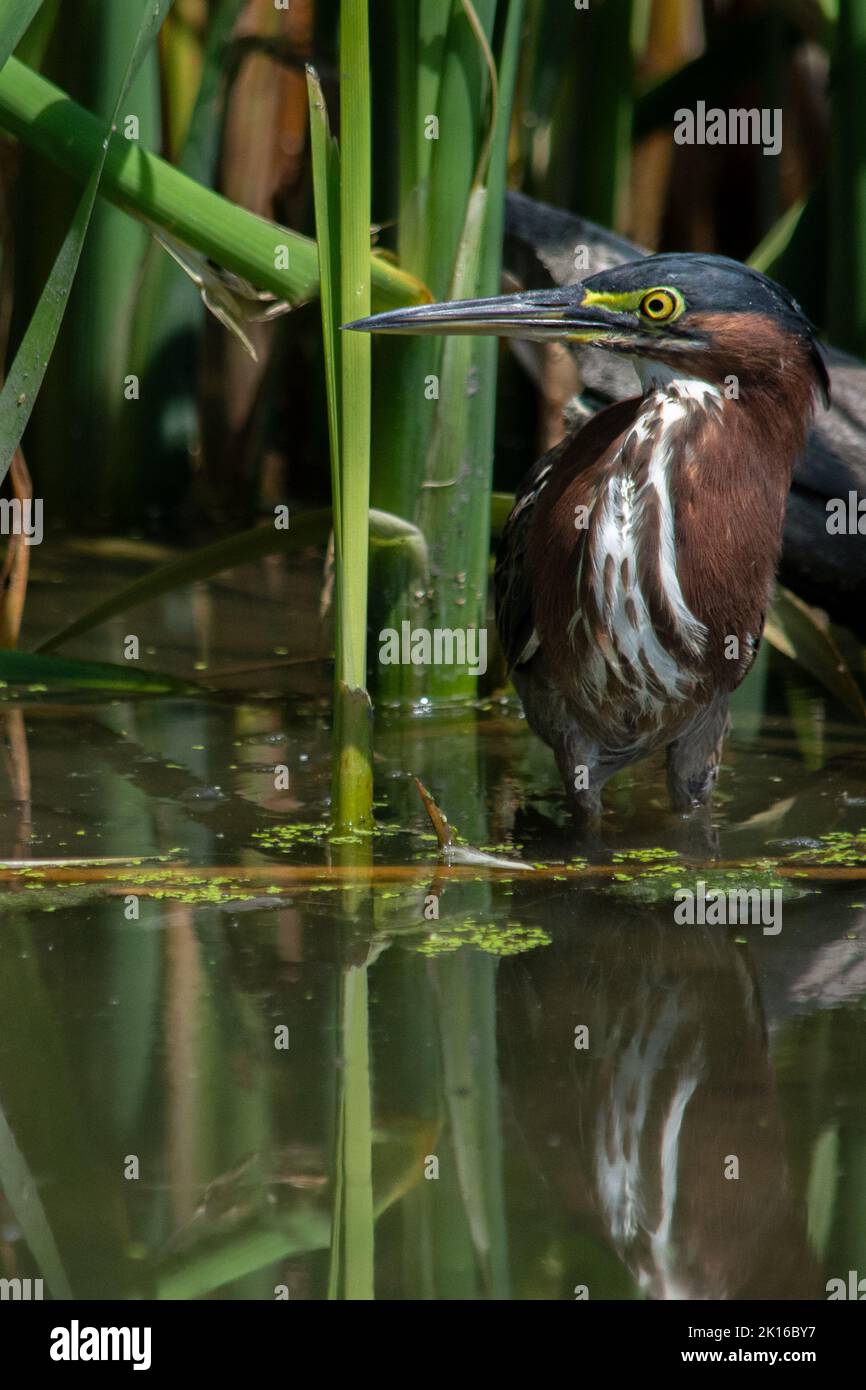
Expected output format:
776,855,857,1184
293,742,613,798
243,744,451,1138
1,546,864,1300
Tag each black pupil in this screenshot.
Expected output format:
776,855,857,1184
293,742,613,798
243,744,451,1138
648,297,666,314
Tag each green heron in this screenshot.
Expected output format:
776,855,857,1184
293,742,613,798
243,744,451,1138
346,254,830,820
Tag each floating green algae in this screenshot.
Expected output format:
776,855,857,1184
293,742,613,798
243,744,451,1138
788,830,866,867
251,820,408,853
250,821,332,852
600,859,803,907
611,846,680,863
413,920,551,957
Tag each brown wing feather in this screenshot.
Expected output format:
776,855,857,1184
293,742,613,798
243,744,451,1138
494,398,643,672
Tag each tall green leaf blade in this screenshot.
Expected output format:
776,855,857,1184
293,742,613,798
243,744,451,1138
338,0,372,697
402,0,525,700
307,72,343,556
310,0,375,832
0,0,45,65
62,0,164,522
11,0,58,70
0,0,174,487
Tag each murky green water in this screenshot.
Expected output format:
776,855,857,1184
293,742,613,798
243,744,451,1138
1,549,865,1299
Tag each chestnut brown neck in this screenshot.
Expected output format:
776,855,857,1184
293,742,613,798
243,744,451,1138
668,330,819,670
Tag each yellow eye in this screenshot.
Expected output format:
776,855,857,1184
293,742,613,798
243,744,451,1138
639,288,679,322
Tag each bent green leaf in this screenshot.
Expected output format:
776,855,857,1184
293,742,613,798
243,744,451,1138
38,509,427,652
0,649,198,695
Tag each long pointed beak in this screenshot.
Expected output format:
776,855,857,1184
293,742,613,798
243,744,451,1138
343,287,620,343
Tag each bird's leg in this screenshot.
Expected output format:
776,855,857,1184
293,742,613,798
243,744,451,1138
553,732,605,824
666,695,730,813
512,667,607,824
